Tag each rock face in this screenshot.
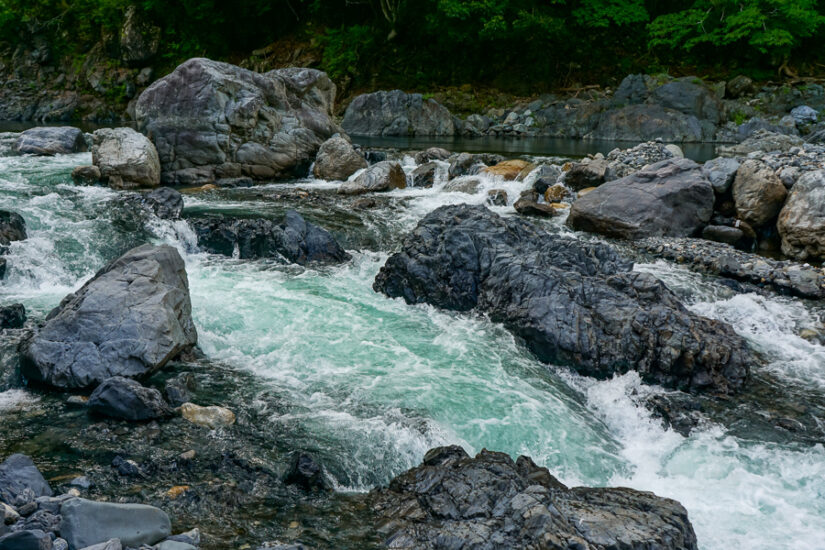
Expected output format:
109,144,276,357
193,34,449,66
777,170,825,260
0,454,53,503
136,58,339,185
13,127,87,156
650,79,722,123
91,128,161,189
732,160,788,227
311,135,367,181
190,210,349,264
59,498,171,549
87,377,171,421
371,446,698,550
567,158,714,239
0,211,27,246
338,161,406,195
374,205,752,393
22,244,197,389
342,90,455,136
592,104,706,142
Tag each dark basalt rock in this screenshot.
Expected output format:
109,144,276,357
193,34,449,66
370,446,698,550
0,211,27,246
283,453,330,492
142,187,184,220
0,304,26,329
190,210,349,265
87,377,172,421
374,204,752,393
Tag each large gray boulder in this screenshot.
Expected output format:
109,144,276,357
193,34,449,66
567,158,714,239
87,377,171,421
91,128,160,189
650,78,723,123
311,135,366,181
22,244,197,389
342,90,455,136
338,161,406,195
136,58,339,185
0,454,53,503
732,160,788,227
59,499,170,549
777,170,825,260
592,104,707,142
14,127,87,156
371,446,698,550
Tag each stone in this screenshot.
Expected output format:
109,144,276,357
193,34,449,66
0,305,25,329
14,127,86,156
142,188,183,220
312,135,367,181
87,377,171,421
375,204,752,393
51,541,67,550
791,105,818,126
0,211,26,246
22,244,197,389
163,528,199,547
702,225,747,247
612,74,653,106
703,157,740,194
513,199,556,217
593,104,706,142
567,158,714,239
189,210,349,264
447,153,503,179
718,129,804,156
778,170,825,260
0,530,52,550
0,455,52,504
119,6,160,66
163,373,196,407
91,128,160,189
486,189,508,206
732,160,788,227
544,184,568,202
650,78,722,123
410,162,439,188
564,158,607,190
179,403,235,429
154,542,195,550
413,147,450,164
480,159,532,180
604,141,677,181
371,446,698,550
337,161,405,195
283,453,329,491
78,539,121,550
59,498,170,549
70,166,101,186
342,90,455,136
136,58,338,185
726,75,754,98
443,178,481,194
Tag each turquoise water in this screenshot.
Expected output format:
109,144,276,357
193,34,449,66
2,151,825,549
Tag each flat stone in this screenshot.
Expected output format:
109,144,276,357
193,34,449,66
59,498,170,549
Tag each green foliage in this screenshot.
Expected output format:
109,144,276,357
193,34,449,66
320,25,375,80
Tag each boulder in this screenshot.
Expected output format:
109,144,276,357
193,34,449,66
0,530,52,550
447,153,503,179
777,170,825,260
480,159,532,180
413,147,450,164
718,129,804,156
375,204,752,393
650,78,723,123
593,104,706,142
190,210,349,264
179,403,235,429
791,105,818,126
119,6,160,66
341,90,454,136
142,187,183,220
732,160,788,227
59,498,170,549
0,304,26,329
22,244,197,389
136,58,339,185
612,74,654,106
283,452,329,491
0,211,27,246
567,158,714,239
726,75,754,98
703,157,740,194
70,166,101,186
338,161,405,195
513,199,556,217
564,158,607,190
14,127,86,156
486,189,508,206
91,128,160,189
371,446,698,550
311,135,367,181
410,162,439,188
0,454,53,503
87,377,171,421
702,225,749,248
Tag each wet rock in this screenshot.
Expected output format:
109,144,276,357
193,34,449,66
447,153,503,179
0,211,26,246
312,136,367,181
136,59,338,185
338,161,405,195
443,178,481,194
513,198,556,217
718,129,804,156
14,127,86,156
563,157,607,190
179,403,235,429
726,75,754,98
543,184,568,202
120,5,160,66
164,373,196,407
375,204,752,393
413,147,450,164
703,157,740,194
410,162,439,188
283,453,329,492
371,446,697,550
486,189,508,206
568,158,714,239
70,166,101,186
87,377,171,421
91,128,160,189
481,159,532,180
732,160,788,227
190,210,349,264
22,244,197,389
111,456,142,478
0,455,53,503
0,305,26,329
142,188,183,220
0,529,52,550
59,498,170,549
342,90,455,136
777,170,825,260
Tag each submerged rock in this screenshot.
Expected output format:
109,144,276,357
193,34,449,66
22,244,197,389
91,128,161,189
371,446,697,550
410,162,439,188
375,204,752,393
312,135,367,181
190,210,349,264
87,377,171,421
342,90,454,136
283,452,329,492
14,127,87,156
338,161,406,195
59,498,170,549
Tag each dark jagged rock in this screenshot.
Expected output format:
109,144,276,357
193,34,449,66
14,127,87,156
0,455,53,504
190,210,349,265
283,453,330,492
22,244,197,389
142,187,184,220
87,377,172,421
567,158,714,240
0,304,26,329
70,166,101,186
0,211,27,246
375,204,752,393
371,446,698,550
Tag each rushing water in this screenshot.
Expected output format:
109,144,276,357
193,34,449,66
2,151,825,549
